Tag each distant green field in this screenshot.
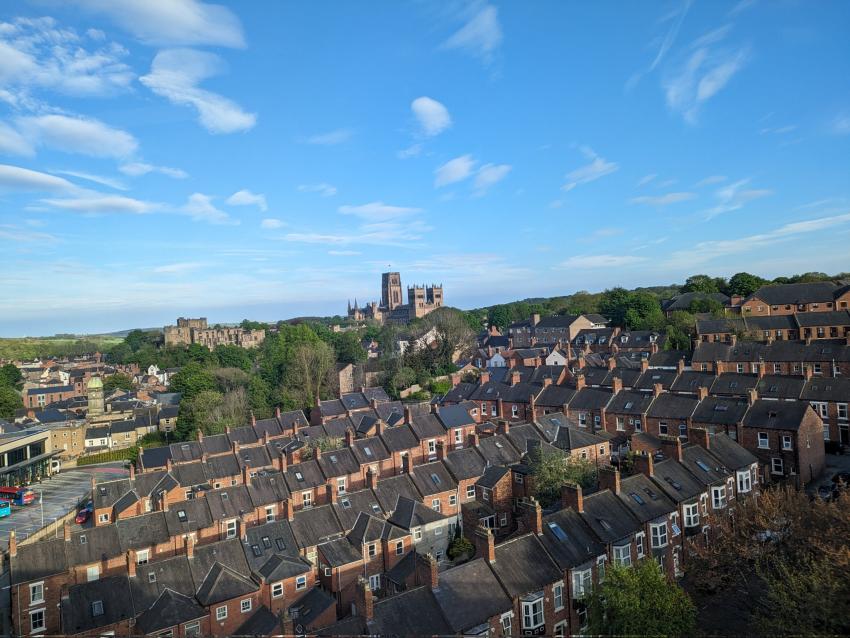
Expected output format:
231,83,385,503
0,336,123,360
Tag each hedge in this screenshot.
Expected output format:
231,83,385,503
76,447,137,466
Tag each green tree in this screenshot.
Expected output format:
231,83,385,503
213,344,253,372
586,561,696,637
331,331,367,365
527,446,596,507
624,291,665,331
102,373,133,395
107,342,133,364
681,274,726,294
168,362,217,400
124,329,159,352
177,388,248,438
0,363,23,389
247,375,273,419
727,272,767,297
0,386,23,419
599,287,633,326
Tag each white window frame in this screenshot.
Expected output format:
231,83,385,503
240,598,252,614
296,575,307,590
137,549,150,565
271,582,284,599
427,439,437,456
650,522,668,549
302,491,312,508
500,613,512,636
216,606,227,621
736,470,752,494
449,494,457,507
597,555,607,581
369,574,381,591
613,544,631,567
553,581,564,610
454,428,463,444
782,435,792,451
711,485,727,510
225,519,237,539
635,532,645,558
571,569,592,599
431,498,441,512
265,506,275,523
29,582,45,605
521,596,545,630
87,565,100,582
466,484,475,499
30,609,46,633
683,502,699,528
184,621,201,638
771,457,784,475
757,432,769,449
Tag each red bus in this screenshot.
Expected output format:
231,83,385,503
0,486,36,506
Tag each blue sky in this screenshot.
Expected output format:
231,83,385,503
1,0,849,336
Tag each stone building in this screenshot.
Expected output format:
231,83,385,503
164,317,265,350
347,272,443,325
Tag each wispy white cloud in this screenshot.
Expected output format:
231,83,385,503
397,143,423,159
695,175,727,187
51,170,127,191
760,124,796,135
831,112,850,135
328,250,361,256
16,114,138,157
0,164,78,193
226,189,267,211
338,202,423,221
182,193,237,224
728,0,757,17
703,178,771,219
140,48,256,134
442,3,502,65
0,121,34,156
627,0,692,90
637,173,657,187
631,192,696,206
0,17,134,98
663,27,749,124
0,224,59,243
411,97,451,137
562,146,618,192
297,183,337,197
557,254,648,269
474,163,511,195
42,194,155,214
260,218,285,229
671,211,850,266
72,0,245,48
119,162,188,179
304,129,352,145
153,261,205,274
435,155,475,187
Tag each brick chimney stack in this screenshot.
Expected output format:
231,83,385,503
479,371,491,385
698,386,709,401
366,467,378,490
284,498,294,521
127,550,136,578
404,406,413,425
187,533,195,559
611,376,623,395
691,428,711,450
357,577,374,621
608,357,616,371
575,372,586,391
660,436,683,462
468,431,480,448
677,358,685,374
523,497,543,535
598,466,621,495
561,483,584,512
653,383,663,398
474,525,496,562
632,453,655,478
747,388,758,406
510,370,521,386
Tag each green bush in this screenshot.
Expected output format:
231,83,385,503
76,447,137,466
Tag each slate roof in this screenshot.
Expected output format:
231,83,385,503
69,525,121,566
742,399,813,431
670,371,716,394
243,520,300,571
205,485,254,520
443,446,487,481
350,436,391,466
138,445,171,470
333,488,385,530
60,575,134,635
540,507,606,569
116,511,170,551
607,390,654,415
477,465,509,489
680,445,729,486
801,376,850,402
379,424,420,453
319,537,362,567
663,291,730,311
581,490,640,544
387,495,445,530
491,533,562,597
569,387,614,411
535,383,576,407
433,559,512,633
634,369,679,392
284,459,325,491
189,538,256,604
135,589,207,635
756,375,806,399
10,537,68,584
373,474,422,514
436,403,476,428
173,461,208,488
170,440,203,463
691,395,749,425
710,373,758,397
705,433,757,471
130,555,196,612
796,310,850,327
317,447,360,479
617,473,677,523
347,511,405,545
409,413,447,439
476,433,522,466
748,281,838,305
646,393,698,420
368,586,453,636
652,458,706,503
289,504,344,549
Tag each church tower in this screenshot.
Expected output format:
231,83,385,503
381,272,403,310
87,376,104,418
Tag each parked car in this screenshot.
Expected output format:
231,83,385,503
75,502,93,524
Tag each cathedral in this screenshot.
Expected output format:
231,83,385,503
347,272,443,324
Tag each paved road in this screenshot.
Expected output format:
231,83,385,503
0,463,128,549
